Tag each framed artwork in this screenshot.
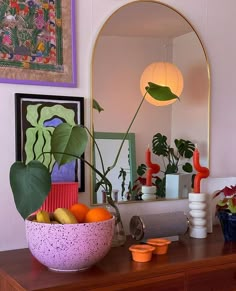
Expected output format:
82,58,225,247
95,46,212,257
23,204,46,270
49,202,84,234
0,0,76,87
15,93,85,192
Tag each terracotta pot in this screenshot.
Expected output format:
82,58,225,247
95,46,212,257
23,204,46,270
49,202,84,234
146,238,171,255
129,244,155,262
39,182,79,212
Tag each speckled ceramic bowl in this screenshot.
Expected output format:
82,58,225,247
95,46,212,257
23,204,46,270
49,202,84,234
25,216,115,272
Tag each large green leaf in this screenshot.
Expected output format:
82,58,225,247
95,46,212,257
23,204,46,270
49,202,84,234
51,123,88,166
9,161,51,220
152,133,169,156
182,162,193,173
175,139,195,158
165,164,178,174
137,163,147,176
155,178,166,198
146,82,179,102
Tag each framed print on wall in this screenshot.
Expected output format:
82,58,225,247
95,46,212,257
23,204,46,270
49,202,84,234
0,0,76,87
15,93,85,192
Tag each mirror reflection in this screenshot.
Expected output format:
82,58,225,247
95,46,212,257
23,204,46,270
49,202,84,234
92,1,210,204
94,132,136,204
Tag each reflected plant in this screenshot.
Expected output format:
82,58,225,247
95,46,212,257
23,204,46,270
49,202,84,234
152,133,195,174
134,133,195,198
118,167,127,200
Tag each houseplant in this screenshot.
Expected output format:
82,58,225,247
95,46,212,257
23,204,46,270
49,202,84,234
9,82,179,220
213,185,236,241
133,133,195,198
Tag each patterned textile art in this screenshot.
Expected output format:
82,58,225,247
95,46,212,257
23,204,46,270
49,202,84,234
0,0,75,86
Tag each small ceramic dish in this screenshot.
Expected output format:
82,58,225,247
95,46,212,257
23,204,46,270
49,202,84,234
129,244,155,262
146,238,171,255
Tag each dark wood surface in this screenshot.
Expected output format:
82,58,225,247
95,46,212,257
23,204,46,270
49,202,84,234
1,226,236,290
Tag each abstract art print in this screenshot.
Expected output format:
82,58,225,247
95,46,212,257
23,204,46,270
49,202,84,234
0,0,76,87
15,93,85,191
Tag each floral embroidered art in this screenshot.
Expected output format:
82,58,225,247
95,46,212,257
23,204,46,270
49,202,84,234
0,0,63,72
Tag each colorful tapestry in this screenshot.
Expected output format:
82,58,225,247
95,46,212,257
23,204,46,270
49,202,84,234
0,0,63,72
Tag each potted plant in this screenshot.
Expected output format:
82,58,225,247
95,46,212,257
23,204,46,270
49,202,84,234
213,185,236,242
133,133,195,198
9,82,179,221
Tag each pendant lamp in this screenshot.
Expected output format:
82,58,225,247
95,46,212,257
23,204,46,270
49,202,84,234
140,62,184,106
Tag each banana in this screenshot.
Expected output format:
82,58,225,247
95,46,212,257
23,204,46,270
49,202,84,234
36,210,51,223
53,208,78,224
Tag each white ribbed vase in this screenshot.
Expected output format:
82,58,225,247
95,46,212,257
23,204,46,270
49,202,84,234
188,192,207,238
141,186,156,201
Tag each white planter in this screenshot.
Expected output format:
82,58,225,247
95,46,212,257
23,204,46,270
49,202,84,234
166,174,192,199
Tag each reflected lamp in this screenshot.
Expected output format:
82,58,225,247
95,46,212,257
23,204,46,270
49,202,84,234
140,62,184,106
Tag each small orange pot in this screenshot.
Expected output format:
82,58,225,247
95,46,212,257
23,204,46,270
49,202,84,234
129,244,155,262
146,238,171,255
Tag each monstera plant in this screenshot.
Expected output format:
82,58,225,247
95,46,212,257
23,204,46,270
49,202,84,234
152,133,195,174
9,83,179,220
133,133,195,198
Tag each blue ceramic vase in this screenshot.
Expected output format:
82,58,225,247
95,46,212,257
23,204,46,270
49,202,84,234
217,211,236,242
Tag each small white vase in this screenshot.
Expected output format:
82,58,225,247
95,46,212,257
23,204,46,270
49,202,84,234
141,186,156,201
188,192,207,238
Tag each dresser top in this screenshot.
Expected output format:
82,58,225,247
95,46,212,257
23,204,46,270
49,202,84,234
0,226,236,290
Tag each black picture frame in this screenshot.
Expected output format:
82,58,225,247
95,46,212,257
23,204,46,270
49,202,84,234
15,93,85,192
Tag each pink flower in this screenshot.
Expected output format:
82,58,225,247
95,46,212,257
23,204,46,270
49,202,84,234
35,16,45,29
2,34,11,45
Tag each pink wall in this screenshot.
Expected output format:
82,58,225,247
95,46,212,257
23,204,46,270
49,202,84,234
172,32,209,165
93,36,172,167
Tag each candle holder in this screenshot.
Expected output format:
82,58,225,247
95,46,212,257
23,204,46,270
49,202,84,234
188,192,207,238
141,185,156,201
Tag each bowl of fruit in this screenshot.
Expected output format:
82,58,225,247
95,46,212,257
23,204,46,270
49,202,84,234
25,203,115,272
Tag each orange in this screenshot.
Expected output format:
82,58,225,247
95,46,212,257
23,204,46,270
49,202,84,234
69,203,90,223
84,207,112,223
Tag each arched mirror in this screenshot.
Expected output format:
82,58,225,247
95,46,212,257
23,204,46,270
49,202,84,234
91,1,210,204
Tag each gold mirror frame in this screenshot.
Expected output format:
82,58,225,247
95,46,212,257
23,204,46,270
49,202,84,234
90,0,210,205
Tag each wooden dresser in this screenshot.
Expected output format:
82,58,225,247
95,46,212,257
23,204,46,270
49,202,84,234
1,226,236,290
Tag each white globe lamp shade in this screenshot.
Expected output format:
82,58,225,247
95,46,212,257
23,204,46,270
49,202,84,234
140,62,184,106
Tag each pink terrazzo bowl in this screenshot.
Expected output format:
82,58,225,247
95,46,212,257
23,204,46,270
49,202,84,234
25,216,115,272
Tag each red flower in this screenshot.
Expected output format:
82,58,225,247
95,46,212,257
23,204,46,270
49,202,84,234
213,185,236,198
222,185,236,197
213,185,236,214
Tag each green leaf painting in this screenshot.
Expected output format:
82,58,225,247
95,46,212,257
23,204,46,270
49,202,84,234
25,103,76,171
16,94,85,191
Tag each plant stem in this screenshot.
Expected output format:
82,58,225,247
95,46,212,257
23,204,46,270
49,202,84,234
39,150,121,222
93,92,148,196
84,125,106,176
109,92,147,171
